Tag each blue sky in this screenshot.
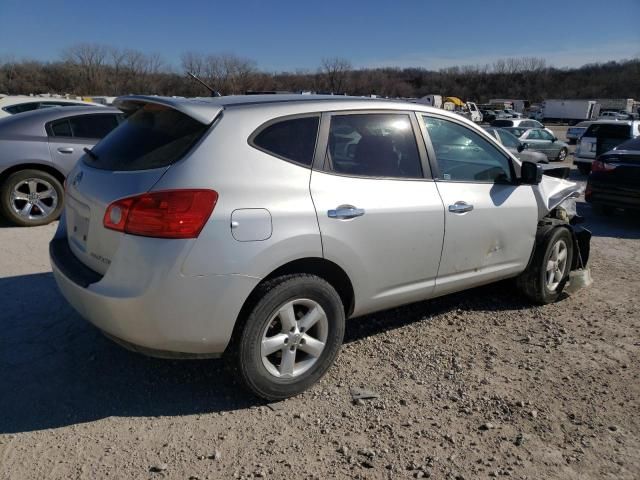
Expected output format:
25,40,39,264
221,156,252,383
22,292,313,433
1,0,638,71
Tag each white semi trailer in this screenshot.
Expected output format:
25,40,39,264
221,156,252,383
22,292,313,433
542,100,600,125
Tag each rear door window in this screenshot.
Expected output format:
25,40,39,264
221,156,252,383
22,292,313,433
47,114,121,139
49,119,72,137
69,114,120,139
326,113,423,179
86,104,209,171
251,116,319,167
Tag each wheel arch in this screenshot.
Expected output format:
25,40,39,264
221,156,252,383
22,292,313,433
226,257,355,356
0,162,66,187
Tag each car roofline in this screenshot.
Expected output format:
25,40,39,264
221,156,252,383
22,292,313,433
113,94,465,125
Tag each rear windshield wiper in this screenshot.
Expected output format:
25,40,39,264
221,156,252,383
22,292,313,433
83,147,98,160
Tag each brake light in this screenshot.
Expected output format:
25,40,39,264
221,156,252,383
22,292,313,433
591,160,616,173
585,182,592,201
103,189,218,238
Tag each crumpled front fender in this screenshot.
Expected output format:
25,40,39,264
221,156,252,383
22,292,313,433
533,175,582,220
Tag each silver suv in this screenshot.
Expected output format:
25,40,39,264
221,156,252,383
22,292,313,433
50,95,590,399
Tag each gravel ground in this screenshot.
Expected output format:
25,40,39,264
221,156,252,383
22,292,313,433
1,127,639,479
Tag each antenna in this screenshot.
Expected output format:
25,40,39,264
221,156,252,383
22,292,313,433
187,72,221,97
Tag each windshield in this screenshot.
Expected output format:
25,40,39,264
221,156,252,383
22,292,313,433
497,129,520,148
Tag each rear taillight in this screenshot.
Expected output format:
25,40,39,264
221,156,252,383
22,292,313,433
585,182,592,201
103,189,218,239
591,160,616,173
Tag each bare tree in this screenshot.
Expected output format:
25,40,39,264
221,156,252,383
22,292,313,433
320,57,352,93
63,43,109,92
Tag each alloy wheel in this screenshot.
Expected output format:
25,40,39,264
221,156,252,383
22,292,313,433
546,239,568,291
10,178,59,221
261,298,329,379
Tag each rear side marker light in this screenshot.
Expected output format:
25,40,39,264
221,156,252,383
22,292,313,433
103,189,218,239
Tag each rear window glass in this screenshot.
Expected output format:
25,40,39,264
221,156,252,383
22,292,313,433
584,124,630,139
491,120,513,127
251,116,319,167
85,105,208,171
614,137,640,151
3,102,40,114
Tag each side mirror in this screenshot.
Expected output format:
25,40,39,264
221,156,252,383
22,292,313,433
552,136,557,142
520,161,543,185
517,143,526,152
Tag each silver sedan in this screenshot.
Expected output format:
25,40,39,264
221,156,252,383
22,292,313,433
503,127,570,161
0,106,121,226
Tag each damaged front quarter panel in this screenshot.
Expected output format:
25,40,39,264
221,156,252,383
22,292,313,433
533,175,582,220
532,174,592,276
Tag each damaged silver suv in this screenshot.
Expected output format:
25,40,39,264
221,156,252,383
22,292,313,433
50,95,591,400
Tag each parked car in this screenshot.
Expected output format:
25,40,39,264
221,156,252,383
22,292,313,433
598,110,628,121
0,95,102,118
481,109,497,123
484,127,548,164
586,136,640,213
503,109,523,118
527,110,544,121
50,95,589,400
566,121,593,144
503,127,570,161
490,118,545,129
0,106,122,226
574,120,640,175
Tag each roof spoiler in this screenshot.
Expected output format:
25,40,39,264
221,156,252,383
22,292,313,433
113,95,224,125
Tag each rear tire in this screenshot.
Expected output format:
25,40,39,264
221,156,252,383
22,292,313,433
517,227,574,304
577,163,591,175
230,274,345,400
0,169,64,227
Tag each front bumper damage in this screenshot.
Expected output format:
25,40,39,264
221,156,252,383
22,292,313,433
532,175,593,291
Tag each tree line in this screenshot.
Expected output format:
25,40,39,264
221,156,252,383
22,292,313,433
1,43,638,102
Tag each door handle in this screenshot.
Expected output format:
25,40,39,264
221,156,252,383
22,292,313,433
448,201,474,214
328,205,365,220
57,147,74,154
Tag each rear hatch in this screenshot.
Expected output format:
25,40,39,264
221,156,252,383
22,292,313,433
577,123,631,160
64,99,219,274
595,148,640,187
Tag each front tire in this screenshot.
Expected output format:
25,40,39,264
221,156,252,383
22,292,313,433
231,274,345,400
556,148,568,162
518,227,574,304
0,169,64,226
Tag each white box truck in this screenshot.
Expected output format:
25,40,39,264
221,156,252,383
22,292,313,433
542,100,600,125
417,94,443,108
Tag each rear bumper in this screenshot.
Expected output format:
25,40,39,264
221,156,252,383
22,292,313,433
586,181,640,209
50,237,260,356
